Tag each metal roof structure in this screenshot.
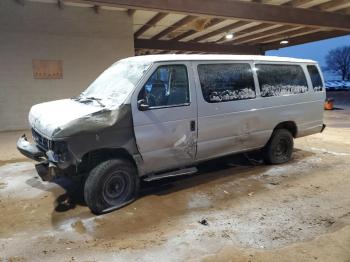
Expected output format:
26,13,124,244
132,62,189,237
27,0,350,55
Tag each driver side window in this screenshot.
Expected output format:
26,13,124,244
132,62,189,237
138,64,190,108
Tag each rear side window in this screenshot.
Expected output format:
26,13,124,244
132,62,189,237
256,64,308,97
197,63,255,103
307,65,323,92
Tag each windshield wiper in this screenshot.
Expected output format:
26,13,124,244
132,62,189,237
85,97,105,107
73,96,105,107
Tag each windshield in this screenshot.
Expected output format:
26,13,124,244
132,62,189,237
79,60,151,108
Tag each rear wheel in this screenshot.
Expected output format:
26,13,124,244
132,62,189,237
84,159,139,214
263,129,294,164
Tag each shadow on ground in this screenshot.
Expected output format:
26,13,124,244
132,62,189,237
50,148,313,214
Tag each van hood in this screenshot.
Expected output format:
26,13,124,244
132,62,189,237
29,99,106,138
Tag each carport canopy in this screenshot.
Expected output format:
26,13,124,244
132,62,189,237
29,0,350,54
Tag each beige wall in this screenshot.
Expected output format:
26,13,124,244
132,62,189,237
0,0,134,131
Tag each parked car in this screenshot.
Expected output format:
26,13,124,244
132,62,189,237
17,55,326,214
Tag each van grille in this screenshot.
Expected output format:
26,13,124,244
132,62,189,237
32,129,51,151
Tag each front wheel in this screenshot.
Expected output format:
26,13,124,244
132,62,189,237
84,159,139,214
262,129,294,164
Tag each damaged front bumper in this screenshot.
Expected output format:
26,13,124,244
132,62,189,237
17,134,60,181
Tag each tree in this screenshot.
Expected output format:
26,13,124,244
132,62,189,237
325,45,350,81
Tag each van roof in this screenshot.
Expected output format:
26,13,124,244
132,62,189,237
123,54,316,64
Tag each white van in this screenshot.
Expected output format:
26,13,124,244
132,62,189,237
17,55,326,213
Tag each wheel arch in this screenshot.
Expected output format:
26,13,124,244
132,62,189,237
79,147,138,174
273,121,298,138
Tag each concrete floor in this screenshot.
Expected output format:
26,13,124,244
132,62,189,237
0,92,350,261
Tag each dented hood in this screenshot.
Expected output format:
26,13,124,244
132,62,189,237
29,99,105,138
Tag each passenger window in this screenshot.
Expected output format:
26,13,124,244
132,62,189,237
307,65,323,92
197,63,255,103
139,65,190,108
256,64,308,97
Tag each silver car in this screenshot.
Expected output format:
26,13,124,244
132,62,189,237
17,54,326,214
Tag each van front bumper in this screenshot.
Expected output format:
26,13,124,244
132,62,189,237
17,134,60,181
17,134,45,161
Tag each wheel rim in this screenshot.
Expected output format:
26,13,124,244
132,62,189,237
102,171,130,205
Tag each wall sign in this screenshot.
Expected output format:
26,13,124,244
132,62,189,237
32,59,63,79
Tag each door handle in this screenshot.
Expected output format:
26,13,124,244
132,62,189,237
190,120,196,131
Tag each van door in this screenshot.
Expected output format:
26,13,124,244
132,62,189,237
131,62,197,173
193,61,260,160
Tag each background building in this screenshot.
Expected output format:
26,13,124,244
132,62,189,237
0,0,349,131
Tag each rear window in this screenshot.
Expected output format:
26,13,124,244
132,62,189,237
197,63,255,103
256,64,308,97
307,65,323,92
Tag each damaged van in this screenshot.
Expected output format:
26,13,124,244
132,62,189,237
17,55,326,214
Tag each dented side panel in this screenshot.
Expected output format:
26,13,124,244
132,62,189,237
131,62,198,174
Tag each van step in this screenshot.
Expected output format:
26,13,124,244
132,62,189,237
144,167,198,182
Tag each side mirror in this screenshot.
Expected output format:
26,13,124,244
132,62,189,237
137,99,149,111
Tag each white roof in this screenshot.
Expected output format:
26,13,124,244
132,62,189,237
124,54,316,64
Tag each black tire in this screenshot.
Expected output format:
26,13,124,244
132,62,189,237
84,159,139,214
263,129,294,164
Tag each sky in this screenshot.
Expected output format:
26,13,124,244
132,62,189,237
266,35,350,80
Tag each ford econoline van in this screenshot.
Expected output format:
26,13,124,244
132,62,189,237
17,55,326,214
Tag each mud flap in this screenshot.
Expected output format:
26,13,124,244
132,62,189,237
35,161,58,182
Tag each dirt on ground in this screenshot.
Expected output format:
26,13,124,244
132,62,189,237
0,91,349,262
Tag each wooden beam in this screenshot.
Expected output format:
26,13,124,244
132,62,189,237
92,5,100,13
283,0,317,8
73,0,350,31
134,39,262,54
57,0,64,9
232,25,298,44
151,15,197,40
220,0,328,44
227,0,350,45
249,27,321,45
171,18,224,41
127,9,136,16
313,0,350,12
217,23,279,43
263,30,350,50
134,12,168,39
192,21,251,42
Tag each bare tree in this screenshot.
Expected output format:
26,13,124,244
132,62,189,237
325,45,350,81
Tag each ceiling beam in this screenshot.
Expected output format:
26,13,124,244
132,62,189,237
224,0,350,45
249,27,321,45
283,0,319,8
216,0,350,44
134,12,168,38
73,0,350,31
134,39,262,54
92,5,100,13
127,9,136,16
216,23,278,42
263,30,350,50
313,0,350,12
171,18,224,41
151,15,197,40
57,0,64,9
192,21,252,42
232,25,298,44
